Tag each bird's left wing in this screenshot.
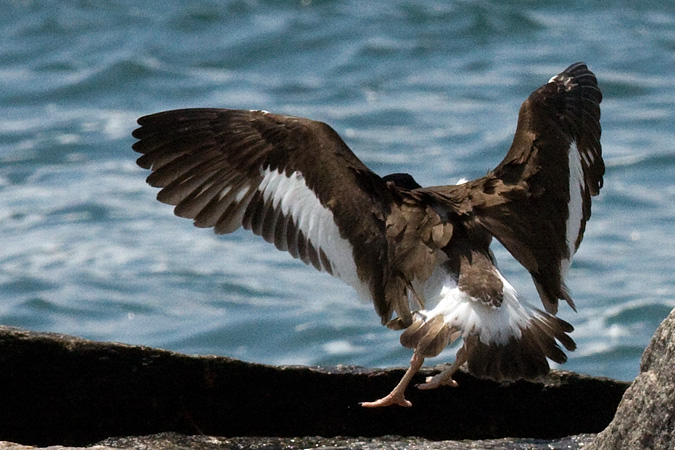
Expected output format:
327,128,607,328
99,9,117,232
430,63,603,314
419,63,602,314
132,109,448,325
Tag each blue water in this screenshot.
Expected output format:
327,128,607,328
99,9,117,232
1,0,673,383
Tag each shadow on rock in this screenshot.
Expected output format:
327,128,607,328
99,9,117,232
0,326,628,447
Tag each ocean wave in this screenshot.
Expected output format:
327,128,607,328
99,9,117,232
0,0,673,383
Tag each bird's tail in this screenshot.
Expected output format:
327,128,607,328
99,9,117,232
400,278,576,381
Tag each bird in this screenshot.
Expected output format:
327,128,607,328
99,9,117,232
132,62,603,408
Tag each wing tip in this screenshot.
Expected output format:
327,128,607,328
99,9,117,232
550,62,602,103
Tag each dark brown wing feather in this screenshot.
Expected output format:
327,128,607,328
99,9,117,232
423,63,603,314
484,62,602,313
133,109,447,325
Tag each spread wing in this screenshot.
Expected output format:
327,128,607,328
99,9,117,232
422,62,603,314
478,62,603,313
132,109,449,325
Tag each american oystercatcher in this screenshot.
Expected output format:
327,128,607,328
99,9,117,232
132,62,603,407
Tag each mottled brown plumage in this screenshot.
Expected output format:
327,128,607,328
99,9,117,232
133,62,603,407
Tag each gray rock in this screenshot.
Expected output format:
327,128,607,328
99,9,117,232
2,432,597,450
0,326,627,447
97,432,597,450
588,307,675,450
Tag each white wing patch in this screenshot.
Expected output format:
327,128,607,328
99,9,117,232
562,140,584,277
257,168,371,301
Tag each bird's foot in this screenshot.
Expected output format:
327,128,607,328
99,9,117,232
417,352,467,391
360,351,425,408
417,372,459,390
360,391,412,408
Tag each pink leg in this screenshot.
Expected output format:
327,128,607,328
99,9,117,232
417,351,467,390
360,352,425,408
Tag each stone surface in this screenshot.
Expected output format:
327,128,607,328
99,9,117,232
0,326,628,447
588,307,675,450
1,432,597,450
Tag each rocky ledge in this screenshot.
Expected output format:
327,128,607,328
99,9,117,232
2,432,598,450
588,306,675,450
0,326,629,447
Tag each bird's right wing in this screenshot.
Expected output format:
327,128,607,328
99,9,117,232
132,109,450,326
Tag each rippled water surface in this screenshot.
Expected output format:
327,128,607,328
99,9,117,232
1,0,673,382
